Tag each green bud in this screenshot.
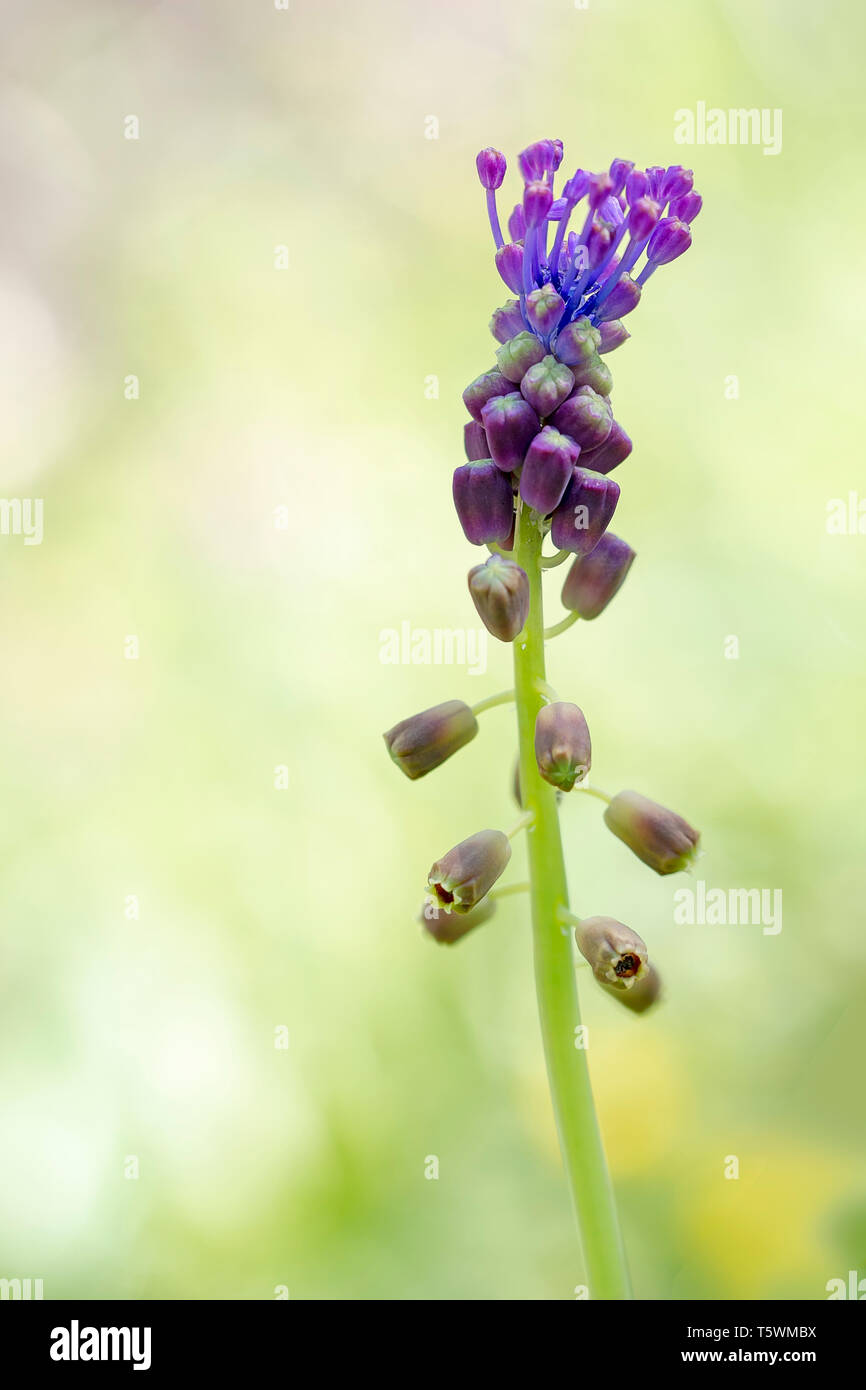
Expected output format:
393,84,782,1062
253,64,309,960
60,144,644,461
603,789,700,875
427,829,512,914
555,316,602,367
496,331,545,384
569,352,613,396
574,915,649,988
384,700,478,780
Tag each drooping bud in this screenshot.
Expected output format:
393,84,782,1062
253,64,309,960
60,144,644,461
597,320,630,354
520,355,574,417
523,180,552,228
534,701,591,791
495,241,525,294
574,916,648,988
561,532,635,619
476,147,507,190
554,316,602,367
551,386,613,450
464,421,488,462
600,962,662,1013
489,299,527,344
578,419,632,475
550,467,620,555
427,829,512,914
421,896,496,945
496,331,545,384
669,191,702,224
519,426,577,514
384,699,478,780
462,368,513,423
596,273,641,321
525,284,566,339
568,352,613,396
645,217,692,267
452,459,515,544
467,553,529,642
481,392,540,472
603,790,700,875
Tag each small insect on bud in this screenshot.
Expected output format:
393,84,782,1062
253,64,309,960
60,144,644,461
496,331,545,384
520,355,574,418
561,532,635,619
476,147,507,190
600,962,663,1013
574,916,649,989
467,554,529,642
462,368,513,424
597,320,630,354
427,829,512,914
452,460,515,545
384,700,478,780
603,789,700,875
420,896,496,945
489,299,526,344
481,392,540,472
534,701,591,791
519,426,577,514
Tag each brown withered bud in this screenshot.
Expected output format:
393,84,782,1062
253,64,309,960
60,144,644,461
534,701,591,791
603,789,700,875
574,916,649,988
384,700,478,780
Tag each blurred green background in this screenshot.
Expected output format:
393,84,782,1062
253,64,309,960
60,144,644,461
1,0,864,1300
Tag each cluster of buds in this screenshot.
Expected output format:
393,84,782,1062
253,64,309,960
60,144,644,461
383,137,703,1011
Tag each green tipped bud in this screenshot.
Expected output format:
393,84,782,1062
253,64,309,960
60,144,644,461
603,789,700,875
468,553,529,643
569,351,613,396
420,896,497,944
496,331,545,384
600,962,663,1013
555,316,602,367
427,829,512,914
574,915,649,988
384,700,478,780
534,701,591,791
598,320,630,354
520,355,574,417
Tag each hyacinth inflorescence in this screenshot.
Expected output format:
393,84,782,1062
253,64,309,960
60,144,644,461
455,139,699,558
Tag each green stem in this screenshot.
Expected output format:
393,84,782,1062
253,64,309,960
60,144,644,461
512,499,632,1301
544,610,580,641
471,688,516,716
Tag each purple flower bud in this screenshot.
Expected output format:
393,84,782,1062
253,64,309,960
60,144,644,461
518,426,577,514
625,169,649,204
475,147,507,190
452,459,515,544
523,180,552,229
561,532,635,619
603,789,700,875
464,420,489,461
601,961,662,1012
481,392,540,472
519,355,574,418
609,158,634,195
554,316,602,367
646,165,666,200
518,139,559,183
669,191,702,224
578,419,632,475
588,171,614,210
534,701,591,791
489,299,526,344
495,331,545,384
574,916,648,987
462,368,513,423
551,386,613,451
568,352,613,396
562,169,589,203
384,699,478,780
661,165,693,203
646,216,692,266
427,829,512,914
495,241,525,294
421,896,496,945
596,272,641,321
507,202,526,241
525,284,566,338
550,467,620,555
597,320,630,354
627,196,660,240
587,219,613,270
467,553,530,642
